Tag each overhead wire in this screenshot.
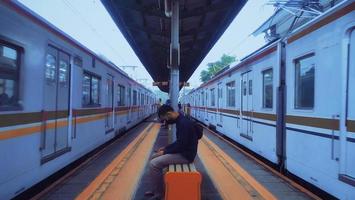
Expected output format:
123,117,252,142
226,2,277,57
61,0,128,66
226,33,253,56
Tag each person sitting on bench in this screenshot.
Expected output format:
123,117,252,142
145,104,198,200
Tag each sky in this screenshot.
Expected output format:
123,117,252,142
17,0,275,91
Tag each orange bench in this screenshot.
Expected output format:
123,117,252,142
164,163,202,200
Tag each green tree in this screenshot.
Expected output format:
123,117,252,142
200,54,236,83
200,70,211,83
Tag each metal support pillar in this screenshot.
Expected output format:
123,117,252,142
170,69,179,111
169,0,179,142
276,41,286,172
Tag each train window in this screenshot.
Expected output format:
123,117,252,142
226,81,236,107
243,81,247,96
262,69,273,108
117,84,125,106
91,77,99,104
141,93,144,105
210,88,215,106
0,42,21,110
248,80,252,95
205,91,208,103
201,91,205,106
82,74,90,105
45,54,56,82
218,83,222,98
295,54,315,109
59,60,68,85
82,71,101,106
2,46,17,60
133,90,137,105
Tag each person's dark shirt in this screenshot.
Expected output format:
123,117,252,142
163,114,198,162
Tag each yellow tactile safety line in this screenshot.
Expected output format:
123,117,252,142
198,136,277,200
76,122,160,200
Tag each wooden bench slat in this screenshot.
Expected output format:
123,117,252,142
183,164,189,172
167,163,198,172
176,164,182,172
169,164,174,172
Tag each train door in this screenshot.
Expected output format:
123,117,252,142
105,74,114,133
241,71,253,139
195,95,197,118
201,91,204,120
200,92,202,119
138,91,141,119
127,86,132,124
142,93,145,117
144,93,147,117
144,93,146,116
217,83,223,125
142,93,144,118
205,90,208,121
42,46,70,158
346,29,355,178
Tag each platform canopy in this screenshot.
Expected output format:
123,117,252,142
102,0,247,92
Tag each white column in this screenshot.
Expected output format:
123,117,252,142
169,0,180,142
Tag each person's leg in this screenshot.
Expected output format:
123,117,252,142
148,154,189,197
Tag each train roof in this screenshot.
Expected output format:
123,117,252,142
285,0,354,44
3,1,153,94
253,0,347,38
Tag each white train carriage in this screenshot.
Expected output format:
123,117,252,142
189,41,281,164
184,1,355,199
283,1,355,198
0,1,156,199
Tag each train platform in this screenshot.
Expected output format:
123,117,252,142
31,117,319,200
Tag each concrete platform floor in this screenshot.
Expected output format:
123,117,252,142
35,117,317,200
39,121,153,200
133,126,222,200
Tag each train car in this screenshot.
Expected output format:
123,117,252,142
183,1,354,199
188,40,280,163
283,1,355,198
0,1,156,199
